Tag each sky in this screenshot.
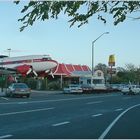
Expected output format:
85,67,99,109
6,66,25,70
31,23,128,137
0,1,140,69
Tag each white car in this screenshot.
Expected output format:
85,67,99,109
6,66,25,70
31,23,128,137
121,85,130,94
63,84,83,94
131,85,140,94
121,85,140,95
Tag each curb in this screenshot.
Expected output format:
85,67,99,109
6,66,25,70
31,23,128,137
0,90,63,97
0,92,6,97
31,90,63,95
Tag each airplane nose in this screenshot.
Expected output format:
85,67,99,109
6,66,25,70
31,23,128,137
50,60,58,68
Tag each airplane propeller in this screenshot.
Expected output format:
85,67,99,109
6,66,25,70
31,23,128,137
50,70,54,78
45,69,54,78
26,68,32,75
26,67,38,77
32,70,38,77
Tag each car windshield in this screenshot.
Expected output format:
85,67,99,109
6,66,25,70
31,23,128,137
13,84,28,88
123,85,129,88
69,84,80,87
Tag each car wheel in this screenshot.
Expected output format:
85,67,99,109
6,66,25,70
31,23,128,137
9,92,13,97
26,94,30,98
6,93,10,97
123,92,126,95
11,94,15,97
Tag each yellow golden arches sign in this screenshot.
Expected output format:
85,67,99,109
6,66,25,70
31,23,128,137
108,55,115,66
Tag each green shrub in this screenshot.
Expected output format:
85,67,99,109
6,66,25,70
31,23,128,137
47,81,61,90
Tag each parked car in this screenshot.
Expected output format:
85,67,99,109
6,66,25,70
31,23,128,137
6,83,31,98
110,84,120,91
130,85,140,95
121,85,140,95
63,84,83,94
121,85,130,94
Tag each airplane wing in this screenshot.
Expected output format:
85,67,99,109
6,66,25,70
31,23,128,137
0,65,32,82
0,67,17,74
16,64,38,76
0,64,37,77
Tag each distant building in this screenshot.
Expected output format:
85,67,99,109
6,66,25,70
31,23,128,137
47,63,92,88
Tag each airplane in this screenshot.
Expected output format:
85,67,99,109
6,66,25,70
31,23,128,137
0,54,58,77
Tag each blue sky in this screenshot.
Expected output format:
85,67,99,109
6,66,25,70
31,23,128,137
0,1,140,69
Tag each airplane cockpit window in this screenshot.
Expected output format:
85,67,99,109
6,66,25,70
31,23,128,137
0,55,8,58
42,57,52,60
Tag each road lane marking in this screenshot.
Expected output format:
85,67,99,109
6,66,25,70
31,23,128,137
0,107,54,116
0,134,13,139
0,97,9,100
87,101,103,105
122,97,131,100
18,102,28,104
115,108,123,112
99,103,140,139
92,114,103,117
21,95,118,103
52,121,70,127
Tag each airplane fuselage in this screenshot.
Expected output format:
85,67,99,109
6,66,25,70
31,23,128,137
0,55,58,75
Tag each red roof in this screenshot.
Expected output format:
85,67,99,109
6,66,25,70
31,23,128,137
53,63,71,76
66,64,75,72
73,65,83,71
82,65,90,71
53,63,91,76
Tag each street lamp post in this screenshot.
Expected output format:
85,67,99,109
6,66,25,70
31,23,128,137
1,58,4,92
92,32,109,76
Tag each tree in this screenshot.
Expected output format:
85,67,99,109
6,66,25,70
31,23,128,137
15,1,140,31
95,63,108,74
125,63,137,72
115,64,140,84
116,67,125,72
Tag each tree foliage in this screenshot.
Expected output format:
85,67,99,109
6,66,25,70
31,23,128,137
15,1,140,31
95,63,140,84
116,64,140,84
95,63,108,75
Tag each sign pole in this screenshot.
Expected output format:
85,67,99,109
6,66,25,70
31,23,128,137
108,55,115,85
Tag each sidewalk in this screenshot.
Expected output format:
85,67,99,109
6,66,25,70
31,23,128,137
0,88,63,97
0,89,6,97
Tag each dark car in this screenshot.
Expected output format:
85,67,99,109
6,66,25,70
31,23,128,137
6,83,31,98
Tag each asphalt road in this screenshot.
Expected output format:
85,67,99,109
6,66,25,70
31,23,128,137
0,91,140,139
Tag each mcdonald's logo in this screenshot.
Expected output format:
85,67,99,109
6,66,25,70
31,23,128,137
108,55,115,66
